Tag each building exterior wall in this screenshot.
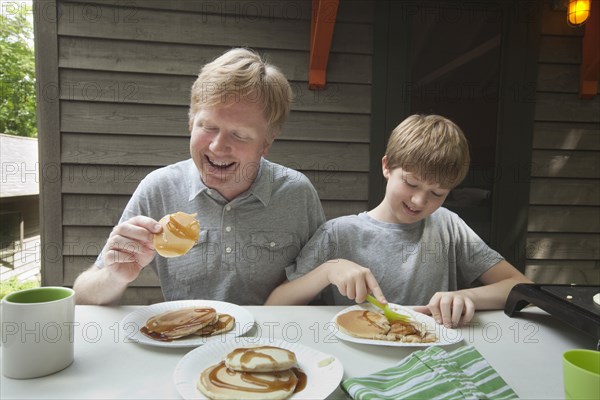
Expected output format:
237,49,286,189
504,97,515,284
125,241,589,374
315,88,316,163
34,1,599,304
1,134,40,263
35,0,373,303
525,2,600,284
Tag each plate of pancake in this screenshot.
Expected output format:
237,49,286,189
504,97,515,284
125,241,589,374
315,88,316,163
331,304,462,347
121,300,255,348
174,338,343,400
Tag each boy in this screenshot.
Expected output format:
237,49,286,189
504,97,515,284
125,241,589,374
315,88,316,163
266,114,531,327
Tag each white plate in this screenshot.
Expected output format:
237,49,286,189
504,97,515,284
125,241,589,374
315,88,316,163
330,304,462,347
174,338,344,400
120,300,255,348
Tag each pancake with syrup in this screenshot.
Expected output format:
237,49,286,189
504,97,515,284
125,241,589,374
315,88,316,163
154,211,199,257
197,346,307,400
336,309,437,343
225,346,297,372
335,310,391,340
141,307,217,340
193,314,235,337
197,361,299,400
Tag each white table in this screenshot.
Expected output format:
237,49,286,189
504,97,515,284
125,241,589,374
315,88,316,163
1,305,596,399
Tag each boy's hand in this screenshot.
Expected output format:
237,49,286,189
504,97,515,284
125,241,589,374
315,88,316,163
413,291,475,327
325,259,386,304
102,216,161,284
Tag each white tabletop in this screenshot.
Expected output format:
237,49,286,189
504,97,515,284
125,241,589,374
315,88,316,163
1,305,596,399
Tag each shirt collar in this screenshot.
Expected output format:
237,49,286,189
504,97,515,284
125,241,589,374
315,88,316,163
188,159,207,201
246,158,273,207
187,158,273,207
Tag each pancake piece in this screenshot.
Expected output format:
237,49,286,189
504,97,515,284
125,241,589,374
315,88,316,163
197,361,298,400
388,320,436,342
193,314,235,337
336,309,438,343
335,310,391,340
388,320,419,336
225,346,298,372
154,211,199,257
141,307,217,340
399,332,437,343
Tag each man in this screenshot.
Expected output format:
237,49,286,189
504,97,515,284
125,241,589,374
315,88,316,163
73,48,325,305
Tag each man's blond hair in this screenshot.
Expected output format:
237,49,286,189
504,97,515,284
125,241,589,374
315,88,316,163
385,114,470,188
189,48,292,143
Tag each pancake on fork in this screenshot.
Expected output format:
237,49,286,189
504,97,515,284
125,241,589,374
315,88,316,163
141,307,217,340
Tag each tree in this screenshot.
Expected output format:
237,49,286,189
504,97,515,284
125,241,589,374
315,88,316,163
1,10,37,137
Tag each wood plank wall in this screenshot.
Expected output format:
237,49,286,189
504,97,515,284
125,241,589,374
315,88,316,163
42,0,373,304
525,3,600,284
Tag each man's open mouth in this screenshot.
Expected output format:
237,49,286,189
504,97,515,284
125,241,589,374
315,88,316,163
206,156,235,171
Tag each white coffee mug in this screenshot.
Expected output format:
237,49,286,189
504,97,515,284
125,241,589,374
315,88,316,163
1,286,75,379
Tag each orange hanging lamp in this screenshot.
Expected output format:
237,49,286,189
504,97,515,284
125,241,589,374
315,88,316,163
567,0,592,26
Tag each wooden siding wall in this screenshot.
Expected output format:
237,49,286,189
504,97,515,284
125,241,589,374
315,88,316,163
41,0,373,304
525,3,600,284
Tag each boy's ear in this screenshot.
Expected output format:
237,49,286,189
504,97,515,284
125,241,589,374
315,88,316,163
382,155,390,179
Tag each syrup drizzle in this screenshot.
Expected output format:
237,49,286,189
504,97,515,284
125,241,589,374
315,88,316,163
206,361,307,394
140,307,216,341
167,214,198,240
195,314,234,336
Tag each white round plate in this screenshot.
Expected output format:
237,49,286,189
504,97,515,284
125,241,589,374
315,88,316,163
121,300,255,348
174,337,344,400
330,304,462,347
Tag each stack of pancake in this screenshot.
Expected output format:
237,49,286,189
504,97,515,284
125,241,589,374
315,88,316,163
197,345,307,400
336,310,436,343
140,307,234,341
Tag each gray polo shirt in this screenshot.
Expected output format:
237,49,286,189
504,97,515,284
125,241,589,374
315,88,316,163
287,209,504,306
98,158,325,304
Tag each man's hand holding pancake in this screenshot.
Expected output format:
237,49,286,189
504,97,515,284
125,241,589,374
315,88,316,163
102,212,200,284
74,212,200,305
102,215,162,284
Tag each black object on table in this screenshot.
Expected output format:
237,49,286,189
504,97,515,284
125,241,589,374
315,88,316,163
504,283,600,350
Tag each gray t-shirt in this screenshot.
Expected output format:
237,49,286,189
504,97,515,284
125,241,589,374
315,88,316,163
286,209,503,305
98,158,325,304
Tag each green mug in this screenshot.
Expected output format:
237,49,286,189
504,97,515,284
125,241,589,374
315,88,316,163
1,287,76,379
563,349,600,400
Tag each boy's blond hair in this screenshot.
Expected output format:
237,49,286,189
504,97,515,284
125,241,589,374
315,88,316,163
189,48,292,143
385,114,470,188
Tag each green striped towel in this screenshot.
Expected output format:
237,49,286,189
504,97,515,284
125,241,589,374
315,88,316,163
342,345,518,400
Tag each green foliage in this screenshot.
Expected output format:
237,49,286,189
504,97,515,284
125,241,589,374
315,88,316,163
1,9,37,137
0,277,40,300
